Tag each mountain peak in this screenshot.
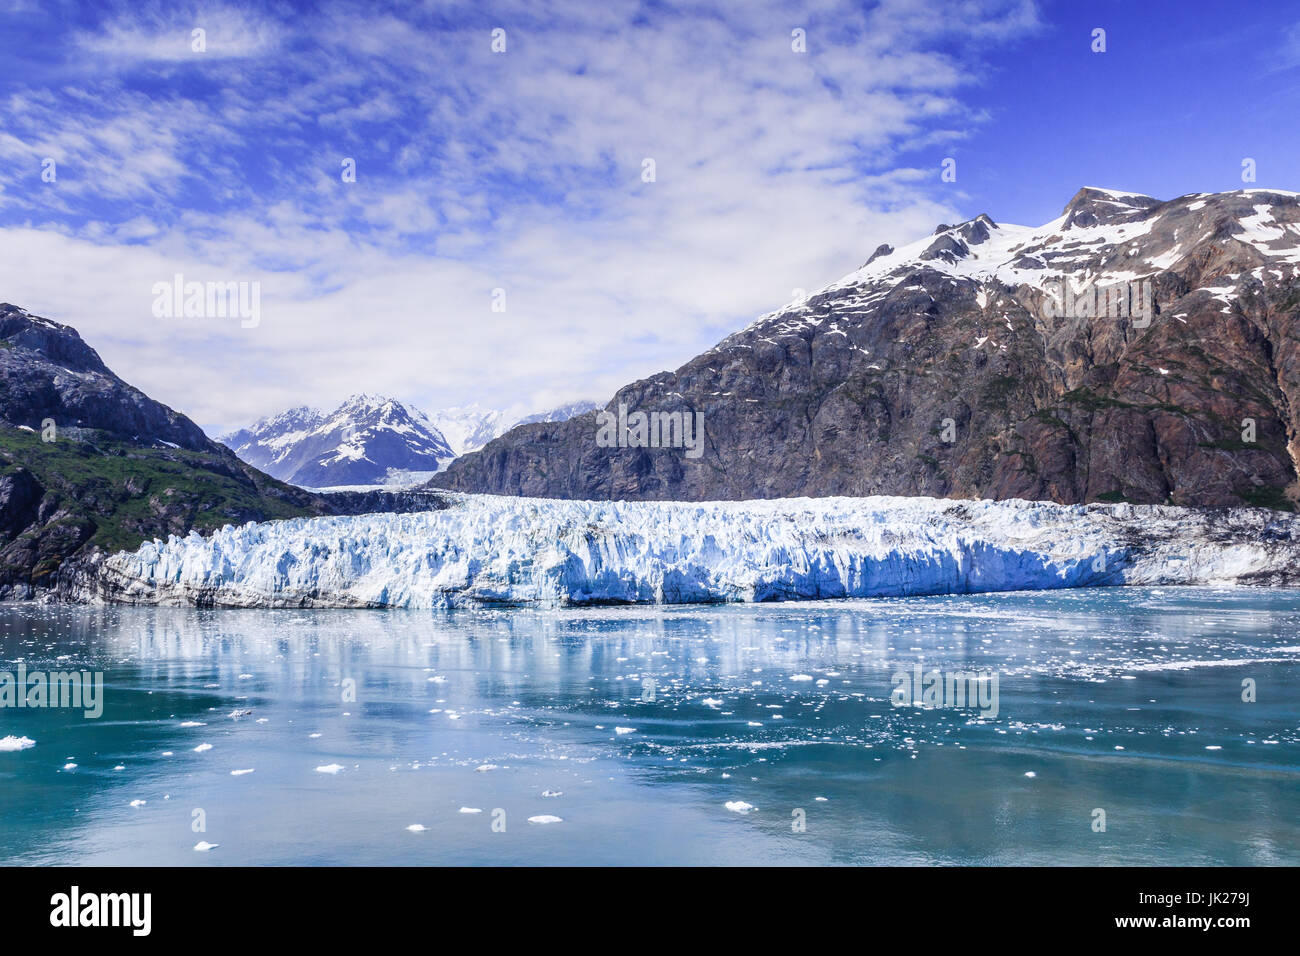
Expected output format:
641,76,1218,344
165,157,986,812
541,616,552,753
336,393,397,413
0,303,111,376
224,394,455,488
1061,186,1159,228
1,303,212,451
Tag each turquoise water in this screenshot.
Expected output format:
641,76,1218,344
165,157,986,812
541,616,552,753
0,587,1297,865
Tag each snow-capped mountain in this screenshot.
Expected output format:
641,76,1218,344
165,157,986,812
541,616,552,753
423,404,510,456
510,399,601,429
424,401,601,455
219,406,325,477
221,397,600,487
220,394,455,488
91,492,1300,608
434,187,1300,510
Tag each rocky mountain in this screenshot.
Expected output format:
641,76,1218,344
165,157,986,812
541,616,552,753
431,188,1300,511
220,395,456,488
0,306,440,597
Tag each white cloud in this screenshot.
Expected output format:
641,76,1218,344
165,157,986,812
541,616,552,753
75,6,277,61
0,0,1042,433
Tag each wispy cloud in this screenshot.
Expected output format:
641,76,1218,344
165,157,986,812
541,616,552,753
0,0,1043,431
75,5,278,61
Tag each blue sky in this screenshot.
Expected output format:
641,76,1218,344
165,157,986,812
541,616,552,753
0,0,1295,431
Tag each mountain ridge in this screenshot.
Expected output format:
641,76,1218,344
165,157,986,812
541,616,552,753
430,187,1300,509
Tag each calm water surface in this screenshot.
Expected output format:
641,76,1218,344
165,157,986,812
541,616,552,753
1,587,1297,865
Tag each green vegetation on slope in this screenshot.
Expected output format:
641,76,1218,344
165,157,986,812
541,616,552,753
0,426,318,584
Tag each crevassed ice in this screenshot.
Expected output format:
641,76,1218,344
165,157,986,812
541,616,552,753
95,493,1298,609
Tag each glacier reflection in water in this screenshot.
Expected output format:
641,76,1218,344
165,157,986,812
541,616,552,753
0,587,1297,865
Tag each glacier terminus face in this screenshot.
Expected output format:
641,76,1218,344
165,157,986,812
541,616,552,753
87,493,1300,609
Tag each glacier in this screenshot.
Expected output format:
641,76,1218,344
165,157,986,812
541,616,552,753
80,493,1300,609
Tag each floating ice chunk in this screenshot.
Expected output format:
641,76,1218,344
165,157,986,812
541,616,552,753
62,762,77,770
130,799,146,807
193,743,213,753
724,801,756,814
790,674,813,682
541,790,563,798
406,824,427,832
614,727,636,735
179,721,206,728
316,763,345,774
0,736,35,752
458,807,483,813
194,842,219,852
475,764,498,772
528,815,563,824
230,769,254,776
1024,771,1037,778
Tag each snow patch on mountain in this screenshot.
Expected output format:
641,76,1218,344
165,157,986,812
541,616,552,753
724,188,1300,350
91,493,1300,609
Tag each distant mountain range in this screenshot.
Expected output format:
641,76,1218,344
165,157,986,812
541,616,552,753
219,397,598,488
431,187,1300,511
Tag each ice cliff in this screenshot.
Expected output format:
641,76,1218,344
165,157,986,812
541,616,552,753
80,493,1300,609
